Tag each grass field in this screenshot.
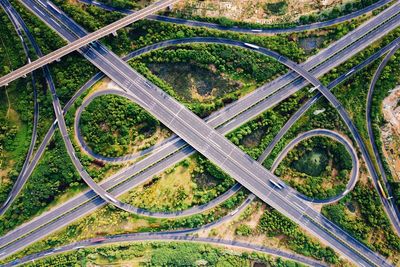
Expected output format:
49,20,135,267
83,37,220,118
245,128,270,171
147,62,242,102
123,159,196,212
80,94,167,158
275,136,352,199
122,155,234,212
292,147,329,177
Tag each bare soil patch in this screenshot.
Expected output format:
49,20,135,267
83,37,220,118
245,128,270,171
173,0,345,25
381,89,400,181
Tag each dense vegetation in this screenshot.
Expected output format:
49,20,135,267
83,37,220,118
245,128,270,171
22,242,303,267
370,49,400,209
3,187,341,267
0,0,101,234
81,41,285,156
218,22,400,263
129,43,287,118
144,43,286,85
0,106,25,203
0,9,36,205
1,189,248,264
299,0,382,24
265,1,288,16
53,0,322,62
80,94,162,157
52,0,123,32
9,0,66,55
258,206,339,264
97,0,150,10
167,0,380,30
260,25,400,170
330,42,400,209
0,0,312,236
4,0,69,139
123,154,236,212
0,9,25,75
96,0,381,28
148,62,242,100
0,133,82,233
80,42,289,157
250,25,400,261
322,182,400,262
1,1,399,265
228,92,308,161
0,50,100,234
275,136,353,199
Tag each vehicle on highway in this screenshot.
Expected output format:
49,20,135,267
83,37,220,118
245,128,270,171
46,0,60,13
244,43,260,49
104,194,118,204
1,0,399,265
378,181,388,199
229,209,239,216
91,237,106,243
345,69,355,76
309,85,321,93
269,179,283,190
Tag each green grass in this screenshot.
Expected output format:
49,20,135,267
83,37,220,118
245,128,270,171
8,120,29,160
122,155,236,212
0,9,25,75
1,188,248,265
322,181,400,261
292,147,329,177
274,136,352,200
147,62,242,102
241,128,266,149
80,94,162,158
17,242,301,267
258,206,339,264
0,72,33,206
265,1,288,16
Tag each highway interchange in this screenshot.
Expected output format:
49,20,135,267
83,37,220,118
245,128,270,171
367,43,400,222
0,0,39,215
269,129,359,204
0,0,400,266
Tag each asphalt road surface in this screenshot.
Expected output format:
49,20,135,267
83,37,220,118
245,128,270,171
14,2,392,266
6,227,327,267
270,129,359,204
273,37,400,236
257,37,400,163
0,7,398,266
0,0,180,86
366,44,400,227
80,0,394,34
0,0,39,215
0,1,398,266
74,88,244,217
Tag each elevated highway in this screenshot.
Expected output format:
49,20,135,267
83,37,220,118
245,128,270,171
0,0,39,215
0,0,179,87
80,0,394,34
4,1,392,266
0,1,398,266
270,129,359,204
